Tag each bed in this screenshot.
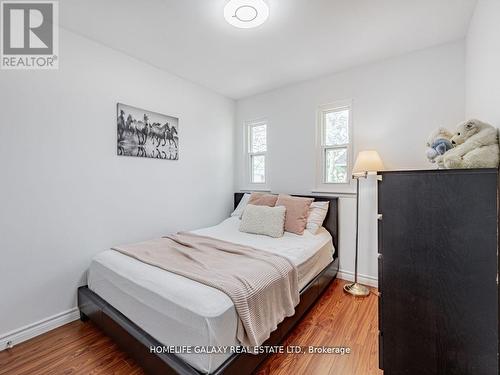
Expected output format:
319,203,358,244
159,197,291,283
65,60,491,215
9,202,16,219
78,193,339,375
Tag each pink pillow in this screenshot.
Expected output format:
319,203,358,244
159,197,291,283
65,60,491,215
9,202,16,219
276,194,314,235
247,192,278,207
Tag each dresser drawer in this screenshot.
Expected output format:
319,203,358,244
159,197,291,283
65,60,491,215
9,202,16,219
377,253,383,330
378,330,384,370
377,214,383,254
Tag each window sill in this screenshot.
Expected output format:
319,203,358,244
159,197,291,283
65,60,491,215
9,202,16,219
239,187,271,193
311,190,357,198
312,181,357,196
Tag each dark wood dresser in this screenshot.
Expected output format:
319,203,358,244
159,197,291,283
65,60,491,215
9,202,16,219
377,168,499,375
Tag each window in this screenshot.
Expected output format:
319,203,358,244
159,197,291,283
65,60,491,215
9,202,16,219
317,103,352,185
247,121,267,185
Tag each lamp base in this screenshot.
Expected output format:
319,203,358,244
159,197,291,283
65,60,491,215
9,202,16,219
343,282,370,297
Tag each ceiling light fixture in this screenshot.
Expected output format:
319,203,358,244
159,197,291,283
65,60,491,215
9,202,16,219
224,0,269,29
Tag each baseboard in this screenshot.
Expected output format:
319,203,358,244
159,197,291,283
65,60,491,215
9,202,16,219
0,307,80,351
337,269,378,288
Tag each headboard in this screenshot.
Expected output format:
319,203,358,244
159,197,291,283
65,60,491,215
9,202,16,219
234,193,339,257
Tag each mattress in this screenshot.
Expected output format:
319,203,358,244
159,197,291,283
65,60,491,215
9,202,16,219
88,217,335,374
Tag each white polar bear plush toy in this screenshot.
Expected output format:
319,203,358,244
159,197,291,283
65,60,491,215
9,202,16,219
440,119,499,169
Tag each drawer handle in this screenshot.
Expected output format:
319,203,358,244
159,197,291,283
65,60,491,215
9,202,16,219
377,214,383,220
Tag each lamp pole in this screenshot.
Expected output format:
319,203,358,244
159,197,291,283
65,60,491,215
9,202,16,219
344,171,370,297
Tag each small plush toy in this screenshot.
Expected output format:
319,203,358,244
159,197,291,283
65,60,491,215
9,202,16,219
441,119,499,169
426,127,454,168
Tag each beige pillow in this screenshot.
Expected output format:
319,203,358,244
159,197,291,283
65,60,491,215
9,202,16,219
239,204,286,238
276,194,314,235
247,192,278,207
306,201,329,234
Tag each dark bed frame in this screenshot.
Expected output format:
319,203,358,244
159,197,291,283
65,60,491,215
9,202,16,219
78,193,339,375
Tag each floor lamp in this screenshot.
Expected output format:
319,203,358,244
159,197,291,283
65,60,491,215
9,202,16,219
344,150,385,297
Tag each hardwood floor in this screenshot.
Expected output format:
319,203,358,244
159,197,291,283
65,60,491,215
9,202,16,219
256,280,381,375
0,279,382,375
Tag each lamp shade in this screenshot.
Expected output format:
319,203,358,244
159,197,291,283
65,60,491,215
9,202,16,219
352,150,385,176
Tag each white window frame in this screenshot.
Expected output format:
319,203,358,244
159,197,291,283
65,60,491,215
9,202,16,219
245,119,269,190
315,100,354,192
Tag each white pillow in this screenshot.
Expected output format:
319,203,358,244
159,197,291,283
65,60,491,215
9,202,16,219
306,201,329,234
231,193,250,218
239,204,286,238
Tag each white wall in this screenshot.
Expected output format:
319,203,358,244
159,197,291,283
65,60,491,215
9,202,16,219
466,0,500,125
235,41,465,285
0,29,235,342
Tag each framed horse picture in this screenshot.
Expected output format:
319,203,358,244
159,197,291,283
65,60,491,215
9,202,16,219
117,103,179,160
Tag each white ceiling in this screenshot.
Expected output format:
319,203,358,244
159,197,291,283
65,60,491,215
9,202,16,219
60,0,477,99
